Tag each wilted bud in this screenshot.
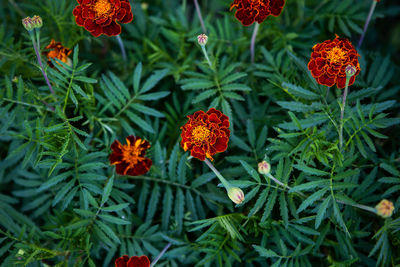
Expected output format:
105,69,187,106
376,199,394,218
227,187,245,204
22,17,35,31
345,65,357,77
197,34,208,46
258,161,271,175
31,15,43,29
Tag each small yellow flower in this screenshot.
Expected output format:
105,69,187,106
258,161,271,175
227,187,245,204
376,199,394,218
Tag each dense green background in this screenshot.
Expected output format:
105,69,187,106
0,0,399,266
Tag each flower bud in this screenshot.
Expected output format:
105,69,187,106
197,34,208,46
345,65,356,77
31,15,43,29
16,249,25,260
258,161,271,175
22,17,35,31
376,199,394,218
227,187,245,204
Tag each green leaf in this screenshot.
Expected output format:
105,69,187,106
101,176,114,205
297,188,328,214
140,69,168,93
289,180,329,193
253,245,279,258
293,164,330,177
133,62,142,93
99,214,131,225
102,203,130,212
239,160,260,183
95,220,120,244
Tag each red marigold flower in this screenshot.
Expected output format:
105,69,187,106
109,136,152,176
42,40,72,68
73,0,133,37
181,108,230,161
230,0,285,26
307,35,361,89
115,255,150,267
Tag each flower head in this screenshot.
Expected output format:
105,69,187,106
181,108,230,161
22,17,35,31
31,15,43,28
307,35,361,89
115,255,150,267
230,0,285,26
197,34,208,46
43,40,72,68
376,199,394,218
109,136,152,176
73,0,134,37
227,187,245,204
258,161,271,175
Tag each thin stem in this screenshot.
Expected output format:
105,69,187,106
358,0,377,48
250,23,260,64
200,45,212,69
339,76,351,149
267,173,306,197
325,86,330,101
29,32,55,96
150,242,171,267
193,0,206,33
204,158,232,190
116,35,127,61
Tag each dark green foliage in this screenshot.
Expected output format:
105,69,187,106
1,0,400,266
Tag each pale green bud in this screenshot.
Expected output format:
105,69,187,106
227,187,245,204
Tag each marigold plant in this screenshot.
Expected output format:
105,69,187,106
307,35,360,88
73,0,133,37
43,40,72,67
230,0,285,26
109,136,152,176
181,108,230,161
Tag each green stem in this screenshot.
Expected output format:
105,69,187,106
250,23,260,64
339,76,351,149
200,45,212,69
204,158,232,190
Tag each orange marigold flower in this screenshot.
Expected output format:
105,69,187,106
181,108,230,161
115,255,150,267
230,0,285,26
109,136,152,176
42,40,72,68
307,35,361,89
73,0,133,37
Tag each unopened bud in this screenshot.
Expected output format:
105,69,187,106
31,15,43,29
16,249,25,260
227,187,245,204
376,199,394,218
258,161,271,175
345,65,356,77
197,34,208,46
22,17,35,31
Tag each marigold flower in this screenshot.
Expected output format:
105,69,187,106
307,35,361,89
181,108,230,161
73,0,133,37
227,187,245,204
230,0,285,26
42,40,72,68
258,161,271,175
109,136,152,176
376,199,394,218
115,255,150,267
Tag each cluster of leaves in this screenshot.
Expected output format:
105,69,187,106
1,0,400,266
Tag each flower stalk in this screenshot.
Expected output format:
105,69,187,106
193,0,206,33
250,22,260,64
116,35,127,61
339,65,356,149
358,0,378,48
150,242,171,267
204,159,244,204
23,16,55,96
